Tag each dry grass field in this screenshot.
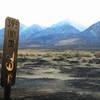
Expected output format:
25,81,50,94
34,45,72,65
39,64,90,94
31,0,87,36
0,49,100,100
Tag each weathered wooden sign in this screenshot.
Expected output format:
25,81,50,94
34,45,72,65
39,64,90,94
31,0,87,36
1,17,20,87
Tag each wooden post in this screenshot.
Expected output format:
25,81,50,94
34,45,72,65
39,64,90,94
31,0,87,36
1,17,20,100
4,86,11,100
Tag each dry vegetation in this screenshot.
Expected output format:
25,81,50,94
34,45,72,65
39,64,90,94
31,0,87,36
0,49,100,100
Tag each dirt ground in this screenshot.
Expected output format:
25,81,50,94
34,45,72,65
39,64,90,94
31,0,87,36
0,49,100,100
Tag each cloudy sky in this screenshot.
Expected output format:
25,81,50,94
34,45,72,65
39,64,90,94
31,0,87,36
0,0,100,28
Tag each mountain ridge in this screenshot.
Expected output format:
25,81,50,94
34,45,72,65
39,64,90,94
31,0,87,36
0,21,100,49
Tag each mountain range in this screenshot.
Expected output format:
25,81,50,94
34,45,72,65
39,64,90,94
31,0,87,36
0,20,100,49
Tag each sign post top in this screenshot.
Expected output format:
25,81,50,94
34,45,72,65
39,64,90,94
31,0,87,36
6,17,19,22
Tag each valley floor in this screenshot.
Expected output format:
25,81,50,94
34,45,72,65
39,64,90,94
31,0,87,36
0,49,100,100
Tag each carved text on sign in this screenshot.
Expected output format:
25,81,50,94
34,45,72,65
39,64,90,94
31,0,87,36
8,40,15,48
7,30,16,38
7,73,13,84
7,18,19,29
6,52,15,71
